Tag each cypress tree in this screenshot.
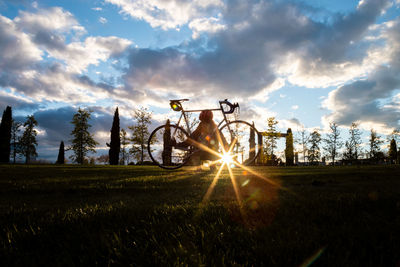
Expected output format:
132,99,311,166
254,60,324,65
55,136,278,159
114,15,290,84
389,139,397,164
56,141,65,164
285,128,294,166
109,107,120,165
249,122,255,164
0,106,12,163
162,119,172,166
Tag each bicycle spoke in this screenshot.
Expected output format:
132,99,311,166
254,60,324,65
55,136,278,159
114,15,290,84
219,120,261,165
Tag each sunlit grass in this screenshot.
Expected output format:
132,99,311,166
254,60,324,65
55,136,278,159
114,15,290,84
0,165,399,266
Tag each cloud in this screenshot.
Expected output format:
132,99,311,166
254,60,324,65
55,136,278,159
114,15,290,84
279,0,392,88
189,15,226,39
279,118,303,130
14,7,85,39
0,8,132,104
104,0,224,30
2,0,400,159
0,15,42,71
0,91,40,111
323,17,400,131
118,0,391,104
48,36,131,73
99,17,107,24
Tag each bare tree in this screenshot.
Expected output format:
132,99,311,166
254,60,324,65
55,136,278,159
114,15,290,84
368,129,383,160
129,107,152,164
323,122,343,165
97,154,109,164
297,127,309,164
264,117,279,161
343,122,362,161
120,128,129,165
11,119,22,163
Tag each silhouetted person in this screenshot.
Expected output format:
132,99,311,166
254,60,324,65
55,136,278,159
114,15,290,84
173,110,228,169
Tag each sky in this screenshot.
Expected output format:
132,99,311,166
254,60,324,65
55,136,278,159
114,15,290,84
0,0,400,162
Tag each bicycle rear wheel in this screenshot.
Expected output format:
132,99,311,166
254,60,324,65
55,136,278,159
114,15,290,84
148,124,192,169
219,120,261,165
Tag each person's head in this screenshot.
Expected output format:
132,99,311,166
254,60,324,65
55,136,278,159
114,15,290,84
199,110,213,123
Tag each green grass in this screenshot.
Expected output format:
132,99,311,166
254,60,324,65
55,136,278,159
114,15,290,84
0,165,399,266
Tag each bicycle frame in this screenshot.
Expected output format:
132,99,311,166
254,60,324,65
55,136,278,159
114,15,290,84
172,102,234,137
148,99,260,169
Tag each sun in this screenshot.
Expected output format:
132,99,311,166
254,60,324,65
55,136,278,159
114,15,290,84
185,136,284,209
220,151,234,165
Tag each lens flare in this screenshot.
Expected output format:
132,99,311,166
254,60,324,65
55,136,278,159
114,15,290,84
183,134,289,220
221,152,234,165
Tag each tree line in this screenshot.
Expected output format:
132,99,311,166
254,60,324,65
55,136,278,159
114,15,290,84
1,105,399,165
0,106,153,165
262,117,400,165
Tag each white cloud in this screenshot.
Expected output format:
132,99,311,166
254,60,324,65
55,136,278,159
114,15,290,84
46,36,131,73
104,0,224,30
0,8,132,105
249,78,285,102
0,15,43,71
99,17,107,24
279,118,303,131
291,105,299,110
92,7,103,11
15,7,83,33
118,0,392,107
189,15,226,39
323,17,400,131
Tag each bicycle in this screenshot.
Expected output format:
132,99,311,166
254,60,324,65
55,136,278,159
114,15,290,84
147,99,262,169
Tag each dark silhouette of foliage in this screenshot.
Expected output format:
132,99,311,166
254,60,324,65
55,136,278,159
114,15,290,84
323,122,343,165
368,129,383,161
11,119,22,164
129,107,152,164
162,119,172,166
343,122,362,161
249,121,255,163
264,117,279,161
297,127,309,164
388,138,397,164
20,115,38,164
308,130,321,164
108,107,120,165
285,128,294,166
97,154,109,164
69,108,98,164
120,128,129,165
56,141,65,164
0,106,12,163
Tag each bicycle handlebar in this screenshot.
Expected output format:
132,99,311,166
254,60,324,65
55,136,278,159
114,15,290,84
219,99,239,114
170,98,189,102
169,98,239,114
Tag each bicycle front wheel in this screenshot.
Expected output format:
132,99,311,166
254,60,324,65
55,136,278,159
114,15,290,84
148,124,192,169
219,120,261,165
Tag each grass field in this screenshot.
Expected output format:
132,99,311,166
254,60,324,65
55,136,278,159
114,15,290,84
0,165,399,266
